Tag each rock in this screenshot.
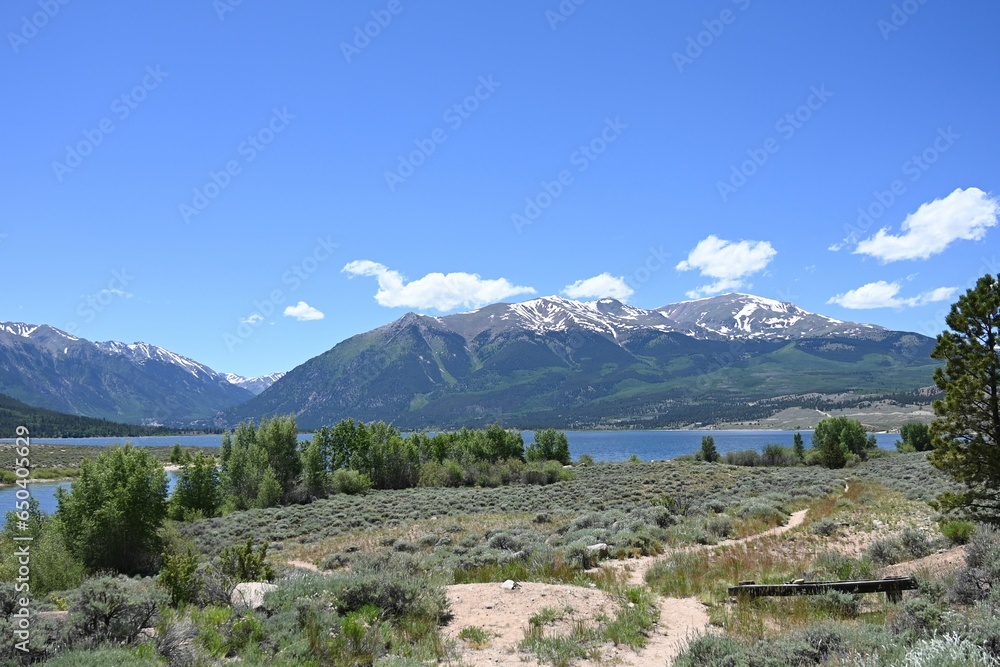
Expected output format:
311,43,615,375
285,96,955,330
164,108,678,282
231,582,278,611
586,543,609,556
501,580,518,590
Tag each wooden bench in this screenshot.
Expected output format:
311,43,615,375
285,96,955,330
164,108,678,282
727,576,918,603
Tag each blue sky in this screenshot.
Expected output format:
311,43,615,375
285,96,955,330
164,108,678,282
3,0,998,377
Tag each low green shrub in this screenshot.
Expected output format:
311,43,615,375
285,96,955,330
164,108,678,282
332,469,373,495
940,520,976,545
65,575,167,647
811,517,839,537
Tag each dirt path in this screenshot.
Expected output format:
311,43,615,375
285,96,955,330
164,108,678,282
606,509,810,586
622,596,711,667
284,559,321,572
443,509,810,666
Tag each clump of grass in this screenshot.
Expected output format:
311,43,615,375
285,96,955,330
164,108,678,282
457,625,493,649
601,585,658,649
940,520,976,545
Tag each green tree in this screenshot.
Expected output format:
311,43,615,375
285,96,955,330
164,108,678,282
526,429,571,465
812,417,877,468
793,431,805,461
56,444,168,575
897,422,933,452
483,423,525,462
300,437,329,497
220,416,300,510
700,435,719,463
170,452,221,520
928,274,1000,522
158,546,202,607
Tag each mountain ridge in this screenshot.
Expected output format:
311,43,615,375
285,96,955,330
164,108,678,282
227,293,938,430
0,322,252,426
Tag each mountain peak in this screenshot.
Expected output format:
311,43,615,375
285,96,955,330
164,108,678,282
225,372,285,395
655,293,878,340
0,322,80,341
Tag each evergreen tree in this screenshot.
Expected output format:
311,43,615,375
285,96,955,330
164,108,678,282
700,435,719,463
793,431,805,461
928,274,1000,523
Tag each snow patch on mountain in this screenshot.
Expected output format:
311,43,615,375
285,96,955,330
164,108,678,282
225,372,286,395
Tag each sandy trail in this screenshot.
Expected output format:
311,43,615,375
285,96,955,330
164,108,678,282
444,509,809,666
606,508,810,586
284,559,321,572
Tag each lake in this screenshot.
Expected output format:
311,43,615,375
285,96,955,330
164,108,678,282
0,429,902,461
0,472,179,530
0,429,903,529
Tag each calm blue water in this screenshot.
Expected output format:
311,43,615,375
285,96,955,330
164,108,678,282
0,430,903,529
0,429,902,461
0,472,178,530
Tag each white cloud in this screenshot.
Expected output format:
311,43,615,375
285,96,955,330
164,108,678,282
96,288,133,299
342,260,536,312
562,273,634,301
283,301,325,321
827,281,958,309
854,187,999,262
675,235,777,298
241,313,264,325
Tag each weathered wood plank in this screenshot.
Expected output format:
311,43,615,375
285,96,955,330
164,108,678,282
727,576,918,599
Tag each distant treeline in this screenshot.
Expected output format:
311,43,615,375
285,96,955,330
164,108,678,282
168,416,574,520
0,393,182,438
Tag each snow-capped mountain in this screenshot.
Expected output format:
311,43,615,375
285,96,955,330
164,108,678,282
229,292,936,430
0,322,253,425
95,341,221,380
442,293,885,342
225,372,285,395
654,293,886,341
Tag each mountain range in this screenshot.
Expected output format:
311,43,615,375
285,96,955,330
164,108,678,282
227,293,938,430
0,323,252,426
0,294,940,430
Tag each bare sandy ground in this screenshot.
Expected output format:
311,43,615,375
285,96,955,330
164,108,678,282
442,509,809,666
881,544,968,579
444,582,614,666
604,509,810,586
